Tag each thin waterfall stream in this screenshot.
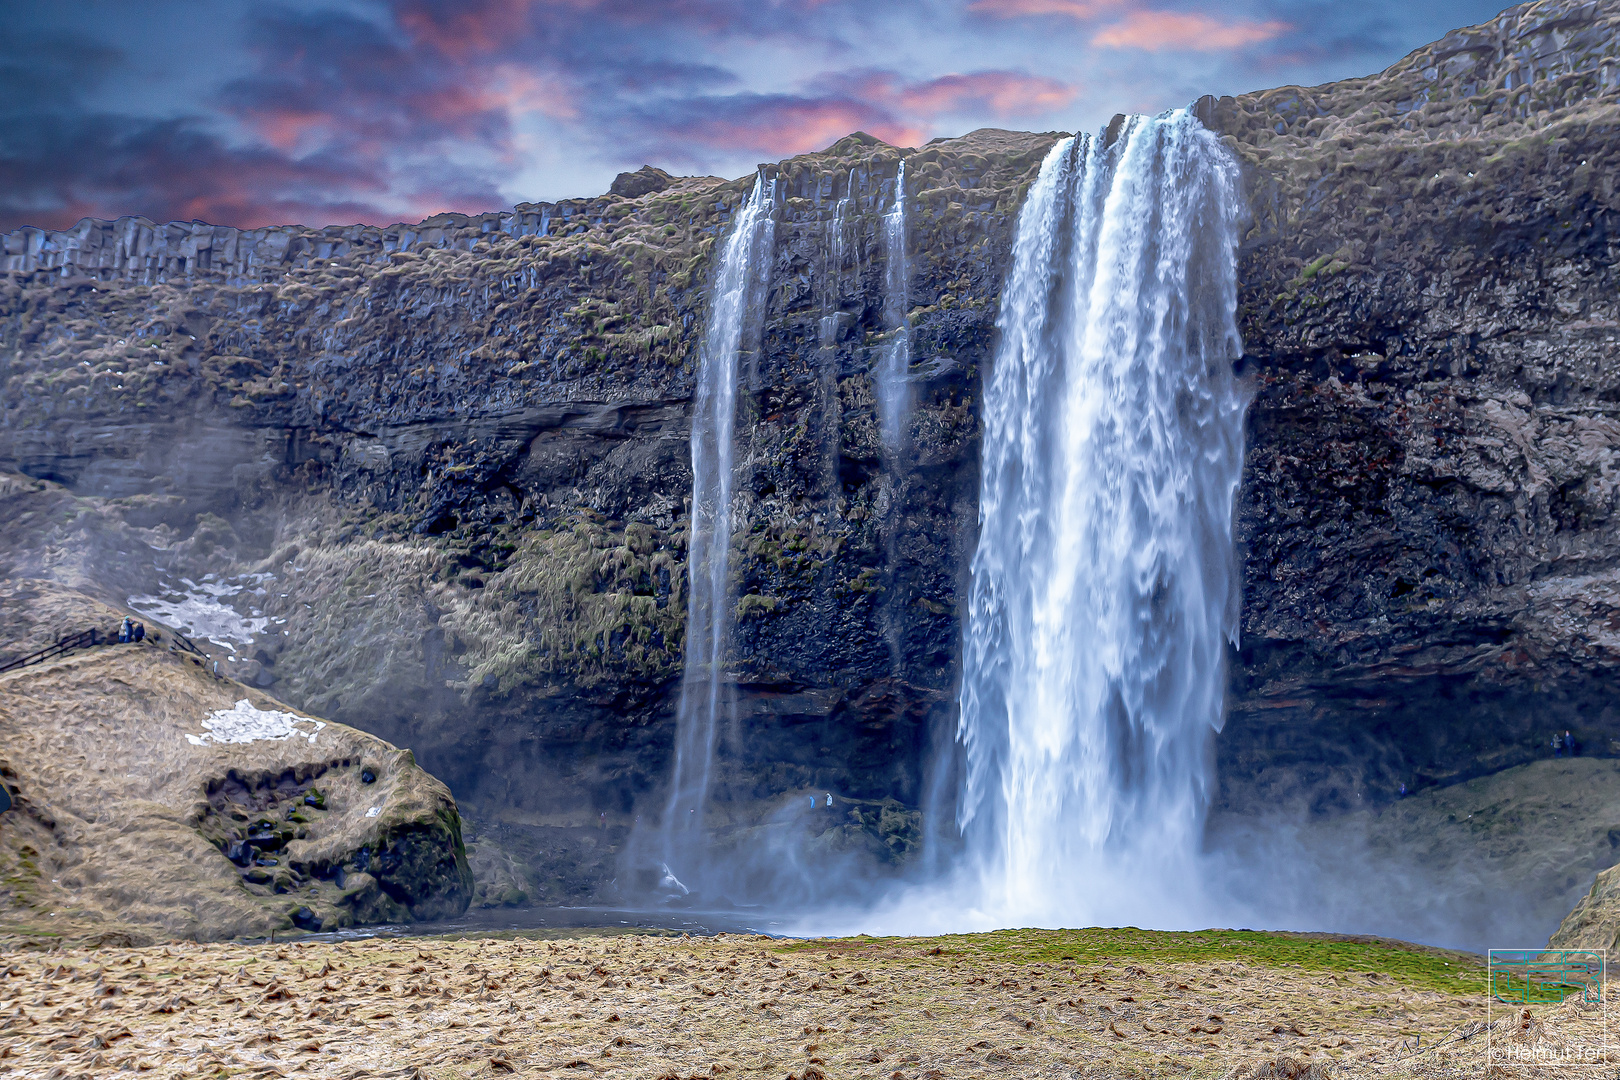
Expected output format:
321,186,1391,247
660,172,777,883
875,159,911,451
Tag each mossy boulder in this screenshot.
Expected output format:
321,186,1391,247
0,578,472,941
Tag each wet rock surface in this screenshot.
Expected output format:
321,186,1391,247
2,1,1619,901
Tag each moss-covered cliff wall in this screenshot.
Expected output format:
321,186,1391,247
1205,0,1620,811
3,0,1618,898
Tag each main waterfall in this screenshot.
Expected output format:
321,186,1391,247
955,110,1247,924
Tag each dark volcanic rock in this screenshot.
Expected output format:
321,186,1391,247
610,166,678,199
3,0,1619,896
1201,0,1620,811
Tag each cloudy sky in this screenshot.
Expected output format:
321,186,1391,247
2,0,1510,232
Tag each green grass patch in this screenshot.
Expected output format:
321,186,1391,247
780,926,1485,996
1299,253,1333,280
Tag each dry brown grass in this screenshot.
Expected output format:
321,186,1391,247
0,928,1613,1079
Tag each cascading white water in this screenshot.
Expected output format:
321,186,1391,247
956,109,1247,924
875,160,911,450
818,169,855,347
662,172,777,874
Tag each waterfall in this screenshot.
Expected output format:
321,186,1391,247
875,160,911,450
956,110,1247,924
818,169,855,347
662,172,777,875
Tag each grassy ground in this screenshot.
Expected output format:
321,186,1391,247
0,926,1608,1079
790,927,1485,995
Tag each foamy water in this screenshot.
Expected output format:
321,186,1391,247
951,109,1247,927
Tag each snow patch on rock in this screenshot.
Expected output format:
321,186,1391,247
186,699,325,747
129,573,272,652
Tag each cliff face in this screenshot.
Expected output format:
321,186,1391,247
0,129,1053,890
3,0,1618,898
1205,0,1620,810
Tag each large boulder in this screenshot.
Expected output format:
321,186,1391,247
0,578,472,942
609,164,676,198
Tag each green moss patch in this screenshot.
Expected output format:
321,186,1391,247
781,926,1484,995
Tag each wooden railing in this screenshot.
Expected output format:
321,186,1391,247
0,628,104,674
166,626,211,661
0,622,216,675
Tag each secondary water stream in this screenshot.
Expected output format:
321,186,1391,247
875,159,911,451
660,172,778,881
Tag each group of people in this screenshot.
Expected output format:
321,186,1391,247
118,616,147,644
1552,729,1578,757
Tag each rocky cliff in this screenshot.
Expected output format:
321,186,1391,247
1205,0,1620,812
3,0,1618,904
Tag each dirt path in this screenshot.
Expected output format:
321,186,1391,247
0,927,1609,1078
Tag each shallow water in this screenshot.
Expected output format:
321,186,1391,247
283,904,795,944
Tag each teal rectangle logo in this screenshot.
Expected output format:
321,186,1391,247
1490,950,1605,1006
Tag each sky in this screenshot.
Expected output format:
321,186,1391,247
0,0,1513,233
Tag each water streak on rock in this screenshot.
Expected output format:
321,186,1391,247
818,169,855,346
957,111,1246,922
875,160,912,451
662,172,777,873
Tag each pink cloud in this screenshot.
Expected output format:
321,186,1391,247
896,71,1077,117
482,67,580,121
249,107,330,154
967,0,1122,17
967,0,1288,53
396,0,550,59
1092,10,1289,51
671,98,924,157
823,69,1078,123
394,0,808,56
